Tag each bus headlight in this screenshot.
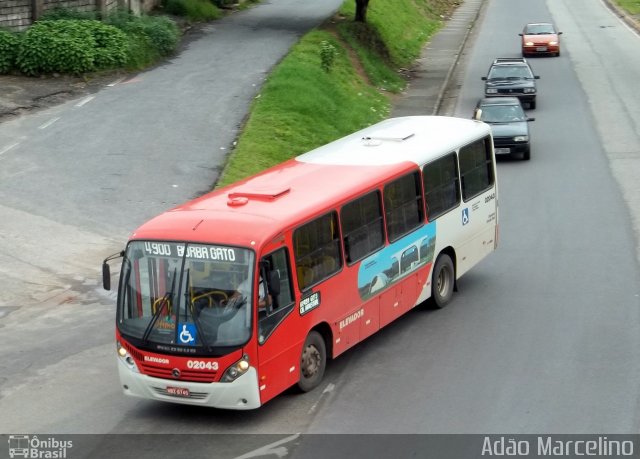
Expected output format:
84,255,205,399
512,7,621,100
220,354,250,382
514,136,529,142
117,341,139,373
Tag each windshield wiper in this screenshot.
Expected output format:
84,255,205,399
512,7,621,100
183,269,211,350
142,268,177,344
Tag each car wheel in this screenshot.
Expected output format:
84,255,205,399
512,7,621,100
523,148,531,161
431,253,454,309
297,331,326,392
529,100,536,109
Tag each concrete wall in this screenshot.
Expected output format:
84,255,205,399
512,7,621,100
0,0,160,32
0,0,32,31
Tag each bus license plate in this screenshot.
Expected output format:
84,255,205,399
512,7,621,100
166,386,190,397
494,148,510,154
536,46,547,51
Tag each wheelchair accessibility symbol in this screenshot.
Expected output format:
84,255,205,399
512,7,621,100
462,208,470,226
179,323,197,345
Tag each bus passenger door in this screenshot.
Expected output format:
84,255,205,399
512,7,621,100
255,248,300,404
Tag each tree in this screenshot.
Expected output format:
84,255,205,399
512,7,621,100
355,0,370,22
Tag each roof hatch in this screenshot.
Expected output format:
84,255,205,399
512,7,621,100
227,186,291,206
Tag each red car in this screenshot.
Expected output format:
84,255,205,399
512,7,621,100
519,23,562,57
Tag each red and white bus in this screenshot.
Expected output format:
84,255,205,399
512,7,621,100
102,115,498,409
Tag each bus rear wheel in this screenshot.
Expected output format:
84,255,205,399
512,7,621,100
431,254,454,308
297,331,326,392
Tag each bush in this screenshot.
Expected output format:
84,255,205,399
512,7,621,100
105,10,180,63
0,29,20,74
16,20,129,76
212,0,236,7
40,7,97,21
132,16,180,57
163,0,222,21
91,22,130,69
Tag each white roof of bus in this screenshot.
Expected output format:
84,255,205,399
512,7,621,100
297,116,491,166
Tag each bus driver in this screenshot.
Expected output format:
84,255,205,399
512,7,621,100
227,277,270,311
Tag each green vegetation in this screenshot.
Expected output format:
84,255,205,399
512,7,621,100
105,12,180,68
216,0,455,187
0,8,179,76
163,0,222,22
40,6,97,20
219,30,389,185
614,0,640,15
16,20,129,75
0,30,19,73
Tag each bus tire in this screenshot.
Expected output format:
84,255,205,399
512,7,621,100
431,254,454,309
297,331,326,392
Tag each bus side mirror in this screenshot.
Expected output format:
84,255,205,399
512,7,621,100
102,250,124,291
103,262,111,291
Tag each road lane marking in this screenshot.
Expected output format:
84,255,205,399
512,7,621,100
38,117,60,130
75,96,95,107
307,382,335,414
107,77,125,87
0,142,19,156
233,433,300,459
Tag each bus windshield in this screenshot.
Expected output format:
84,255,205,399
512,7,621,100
117,241,255,351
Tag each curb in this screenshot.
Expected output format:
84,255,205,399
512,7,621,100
601,0,640,34
433,0,485,115
390,0,485,118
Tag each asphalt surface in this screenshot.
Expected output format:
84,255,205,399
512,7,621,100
1,0,640,444
0,1,481,121
1,0,637,121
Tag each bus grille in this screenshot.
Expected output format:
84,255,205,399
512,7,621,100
141,364,218,383
123,343,145,362
152,387,208,400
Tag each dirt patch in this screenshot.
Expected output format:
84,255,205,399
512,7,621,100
0,71,127,122
0,17,202,123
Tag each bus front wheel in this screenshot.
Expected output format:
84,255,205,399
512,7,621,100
298,331,326,392
432,254,454,309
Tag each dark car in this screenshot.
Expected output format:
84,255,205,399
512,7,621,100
519,23,562,57
473,97,534,160
481,57,540,109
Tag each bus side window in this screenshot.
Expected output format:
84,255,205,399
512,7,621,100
259,248,295,343
293,211,342,291
423,152,460,220
341,190,385,264
459,136,494,201
383,170,424,242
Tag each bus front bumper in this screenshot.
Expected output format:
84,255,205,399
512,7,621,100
118,358,262,410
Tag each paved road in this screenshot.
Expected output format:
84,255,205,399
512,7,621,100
0,0,342,308
0,0,347,434
303,0,640,434
0,0,478,440
1,0,639,451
